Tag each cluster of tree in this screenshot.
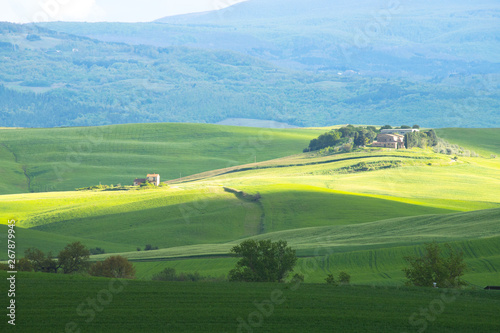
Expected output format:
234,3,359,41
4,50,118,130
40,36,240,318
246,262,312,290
305,125,378,152
228,239,297,282
151,267,224,282
381,125,420,130
325,271,351,285
14,242,135,279
403,242,467,288
404,129,438,149
21,242,90,274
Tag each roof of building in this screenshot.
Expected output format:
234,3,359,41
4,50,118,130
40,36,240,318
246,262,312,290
147,174,159,177
134,178,146,182
379,133,404,136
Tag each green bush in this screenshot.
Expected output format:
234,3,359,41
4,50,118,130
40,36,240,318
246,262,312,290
338,272,351,284
325,274,337,285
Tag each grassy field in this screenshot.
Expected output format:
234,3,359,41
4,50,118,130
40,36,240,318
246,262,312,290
3,271,500,333
130,236,500,286
1,124,499,287
0,123,324,193
0,184,453,259
436,128,500,155
117,208,500,285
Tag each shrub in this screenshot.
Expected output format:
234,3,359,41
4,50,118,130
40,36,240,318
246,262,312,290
338,272,351,284
152,267,222,282
89,247,105,255
152,267,177,281
325,274,337,285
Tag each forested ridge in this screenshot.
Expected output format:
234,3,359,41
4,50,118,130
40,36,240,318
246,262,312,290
0,0,499,128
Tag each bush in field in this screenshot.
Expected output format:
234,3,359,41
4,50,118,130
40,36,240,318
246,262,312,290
89,255,135,279
229,239,297,282
403,243,466,288
89,247,105,255
325,274,337,285
144,244,159,251
152,267,224,282
338,271,351,284
152,267,177,281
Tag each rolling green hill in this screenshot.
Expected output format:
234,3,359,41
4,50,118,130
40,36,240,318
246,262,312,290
1,125,499,287
0,184,454,259
436,128,500,155
0,123,323,193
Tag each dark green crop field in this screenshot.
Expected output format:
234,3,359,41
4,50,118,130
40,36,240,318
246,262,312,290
3,271,500,333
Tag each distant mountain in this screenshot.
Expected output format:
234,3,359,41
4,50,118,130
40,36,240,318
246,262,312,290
0,0,499,128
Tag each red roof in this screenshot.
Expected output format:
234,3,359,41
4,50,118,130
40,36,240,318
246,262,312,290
147,174,159,177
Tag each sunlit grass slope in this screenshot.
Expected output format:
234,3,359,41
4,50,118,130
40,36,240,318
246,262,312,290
0,224,135,258
0,123,324,193
0,184,453,260
188,149,500,211
93,207,500,262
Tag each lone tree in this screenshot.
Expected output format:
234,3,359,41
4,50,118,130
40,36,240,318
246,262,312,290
229,239,297,282
403,243,467,288
58,241,90,274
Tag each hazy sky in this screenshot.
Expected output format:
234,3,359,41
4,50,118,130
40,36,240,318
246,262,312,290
1,0,248,23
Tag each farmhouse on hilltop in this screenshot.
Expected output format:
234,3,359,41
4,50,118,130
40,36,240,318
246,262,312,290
372,133,405,149
133,174,160,186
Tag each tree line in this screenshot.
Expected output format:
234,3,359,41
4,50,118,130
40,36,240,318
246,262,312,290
305,124,442,152
1,239,467,288
4,242,135,279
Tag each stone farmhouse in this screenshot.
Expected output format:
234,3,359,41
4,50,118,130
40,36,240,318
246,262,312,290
372,133,405,149
133,173,160,186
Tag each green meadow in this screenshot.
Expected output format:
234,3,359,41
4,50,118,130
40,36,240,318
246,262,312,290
3,270,500,333
1,124,499,289
0,123,324,193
